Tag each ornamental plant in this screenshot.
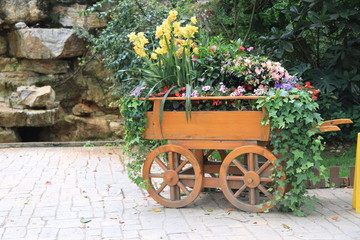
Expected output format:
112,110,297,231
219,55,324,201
122,10,325,216
128,10,199,96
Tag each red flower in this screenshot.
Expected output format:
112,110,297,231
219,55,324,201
246,85,253,90
191,55,197,63
163,86,169,93
312,96,318,100
150,94,155,97
239,46,245,51
175,92,181,97
305,82,313,88
157,92,164,97
181,87,186,91
295,85,302,90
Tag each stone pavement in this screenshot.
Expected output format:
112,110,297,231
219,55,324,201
0,146,360,240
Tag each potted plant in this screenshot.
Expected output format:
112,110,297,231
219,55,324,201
121,10,341,216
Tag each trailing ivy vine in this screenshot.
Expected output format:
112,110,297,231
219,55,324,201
119,97,161,188
257,88,325,216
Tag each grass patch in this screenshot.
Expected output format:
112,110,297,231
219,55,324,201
321,143,356,177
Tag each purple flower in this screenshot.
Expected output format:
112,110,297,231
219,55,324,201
130,85,145,97
202,86,211,91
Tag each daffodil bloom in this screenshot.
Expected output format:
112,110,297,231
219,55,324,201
151,53,158,60
167,10,178,21
190,16,197,24
127,32,137,41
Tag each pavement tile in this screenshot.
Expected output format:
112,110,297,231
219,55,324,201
0,147,360,240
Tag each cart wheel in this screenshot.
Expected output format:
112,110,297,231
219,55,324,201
143,144,203,208
219,145,285,212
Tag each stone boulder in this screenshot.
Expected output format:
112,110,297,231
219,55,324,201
53,4,107,28
0,127,19,142
72,103,93,116
17,85,58,109
8,28,85,59
0,106,59,127
0,57,69,74
0,0,48,25
0,36,6,55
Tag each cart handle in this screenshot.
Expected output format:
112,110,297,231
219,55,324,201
319,119,353,133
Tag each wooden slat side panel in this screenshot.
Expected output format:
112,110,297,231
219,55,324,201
144,111,270,141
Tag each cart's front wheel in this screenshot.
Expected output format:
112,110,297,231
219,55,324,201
219,145,285,212
143,145,203,208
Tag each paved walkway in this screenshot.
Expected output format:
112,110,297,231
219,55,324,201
0,147,359,240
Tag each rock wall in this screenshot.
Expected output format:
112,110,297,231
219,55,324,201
0,0,123,143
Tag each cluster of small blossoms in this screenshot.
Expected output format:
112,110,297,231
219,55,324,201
127,32,149,58
296,82,320,100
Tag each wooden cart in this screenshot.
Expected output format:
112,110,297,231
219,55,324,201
141,96,352,212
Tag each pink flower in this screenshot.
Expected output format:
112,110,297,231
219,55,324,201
191,90,199,97
202,86,211,91
247,47,254,52
219,84,227,93
210,45,217,52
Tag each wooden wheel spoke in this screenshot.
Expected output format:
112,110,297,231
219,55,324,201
226,176,244,181
260,177,272,182
248,153,255,171
175,160,189,173
156,182,167,194
179,174,196,180
249,188,256,205
154,157,169,171
258,184,273,200
170,186,180,201
177,181,190,195
233,160,248,174
149,173,164,178
234,184,247,197
256,160,271,175
168,152,175,170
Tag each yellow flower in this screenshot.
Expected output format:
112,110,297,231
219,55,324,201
167,10,178,22
176,47,184,57
191,16,197,24
174,38,184,46
155,47,168,55
151,53,158,60
193,47,199,54
155,26,163,38
128,32,137,42
134,46,147,58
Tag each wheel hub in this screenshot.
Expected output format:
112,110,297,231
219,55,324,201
164,170,179,186
243,171,260,188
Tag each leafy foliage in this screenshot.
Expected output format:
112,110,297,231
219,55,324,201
257,88,325,216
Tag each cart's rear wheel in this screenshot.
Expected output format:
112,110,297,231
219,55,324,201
219,145,285,212
143,145,203,208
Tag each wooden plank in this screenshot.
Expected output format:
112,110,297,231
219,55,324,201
168,140,257,150
144,111,270,141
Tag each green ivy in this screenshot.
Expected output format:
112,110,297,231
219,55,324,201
119,97,161,188
257,88,325,216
